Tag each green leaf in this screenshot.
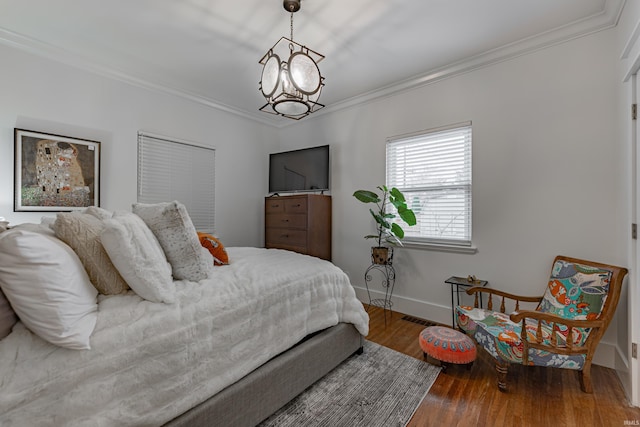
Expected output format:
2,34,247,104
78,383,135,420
390,222,405,239
398,207,417,226
390,187,406,203
353,190,380,204
391,199,407,211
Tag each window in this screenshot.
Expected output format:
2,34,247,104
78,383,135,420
137,132,216,233
386,122,472,248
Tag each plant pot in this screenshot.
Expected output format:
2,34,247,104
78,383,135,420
371,246,393,265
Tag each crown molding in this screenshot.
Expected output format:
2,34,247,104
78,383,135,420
0,27,277,127
305,0,625,124
0,0,625,129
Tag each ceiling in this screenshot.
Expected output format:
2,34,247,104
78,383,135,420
0,0,624,126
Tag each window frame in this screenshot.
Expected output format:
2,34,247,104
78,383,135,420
386,122,475,253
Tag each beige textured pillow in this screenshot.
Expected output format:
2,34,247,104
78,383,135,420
132,201,212,281
54,212,129,295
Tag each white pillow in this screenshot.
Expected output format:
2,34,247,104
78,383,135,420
101,212,175,303
132,201,212,281
0,229,98,350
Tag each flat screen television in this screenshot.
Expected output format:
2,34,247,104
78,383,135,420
269,145,330,194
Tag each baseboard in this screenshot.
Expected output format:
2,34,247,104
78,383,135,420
356,285,617,369
592,341,616,369
614,344,632,400
354,286,453,328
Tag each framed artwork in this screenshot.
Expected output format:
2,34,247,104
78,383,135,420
14,129,100,212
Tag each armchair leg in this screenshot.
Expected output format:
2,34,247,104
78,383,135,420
495,361,509,392
579,363,594,393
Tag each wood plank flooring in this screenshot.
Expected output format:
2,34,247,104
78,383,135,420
364,305,640,427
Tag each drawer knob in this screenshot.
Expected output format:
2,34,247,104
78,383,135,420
282,219,289,222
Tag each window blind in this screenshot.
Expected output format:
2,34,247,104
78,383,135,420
137,132,216,233
386,122,472,246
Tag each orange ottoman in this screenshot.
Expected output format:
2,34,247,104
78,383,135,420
419,326,476,371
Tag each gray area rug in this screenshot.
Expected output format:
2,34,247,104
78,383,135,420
259,340,440,427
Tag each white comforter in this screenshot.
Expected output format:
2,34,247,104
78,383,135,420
0,247,369,427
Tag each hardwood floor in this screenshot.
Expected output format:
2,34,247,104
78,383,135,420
364,305,640,427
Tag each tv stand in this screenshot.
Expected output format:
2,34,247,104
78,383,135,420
264,194,331,261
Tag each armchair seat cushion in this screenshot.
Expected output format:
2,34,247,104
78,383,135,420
455,306,586,369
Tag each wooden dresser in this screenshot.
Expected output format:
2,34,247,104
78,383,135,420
264,194,331,261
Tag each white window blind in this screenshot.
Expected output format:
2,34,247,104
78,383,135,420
137,132,216,233
386,122,472,246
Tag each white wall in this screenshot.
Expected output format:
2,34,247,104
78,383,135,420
0,44,278,247
278,27,627,368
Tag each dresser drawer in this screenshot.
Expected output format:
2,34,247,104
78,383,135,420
265,228,307,248
265,199,285,213
265,213,307,229
283,198,307,213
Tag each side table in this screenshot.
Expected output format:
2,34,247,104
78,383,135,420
445,276,488,328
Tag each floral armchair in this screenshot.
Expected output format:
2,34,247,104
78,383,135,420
455,255,627,393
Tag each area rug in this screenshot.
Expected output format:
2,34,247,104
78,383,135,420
259,340,440,427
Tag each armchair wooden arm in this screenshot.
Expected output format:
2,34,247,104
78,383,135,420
510,309,604,357
465,286,542,313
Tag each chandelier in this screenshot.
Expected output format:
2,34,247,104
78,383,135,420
259,0,325,120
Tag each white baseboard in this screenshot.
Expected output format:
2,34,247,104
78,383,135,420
356,285,616,369
354,286,454,328
592,341,616,369
614,344,632,400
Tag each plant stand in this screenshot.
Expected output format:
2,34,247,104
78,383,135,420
364,260,396,326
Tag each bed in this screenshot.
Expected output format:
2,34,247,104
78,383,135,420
0,202,369,427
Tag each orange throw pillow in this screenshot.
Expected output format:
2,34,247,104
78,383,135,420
197,232,229,266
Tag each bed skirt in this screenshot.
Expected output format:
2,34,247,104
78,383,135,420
164,323,363,427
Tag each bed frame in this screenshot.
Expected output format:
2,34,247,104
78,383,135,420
164,323,363,427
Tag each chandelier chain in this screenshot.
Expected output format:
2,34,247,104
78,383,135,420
290,11,294,41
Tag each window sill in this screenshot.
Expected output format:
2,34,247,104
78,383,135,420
400,240,478,254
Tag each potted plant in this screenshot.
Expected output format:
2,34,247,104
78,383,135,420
353,185,417,265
